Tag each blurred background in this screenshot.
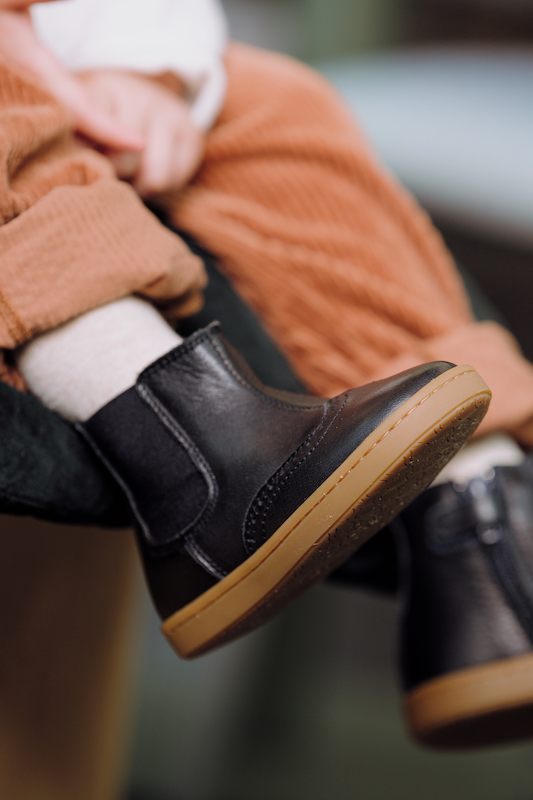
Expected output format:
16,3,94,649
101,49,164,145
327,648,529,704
125,2,533,799
222,0,533,61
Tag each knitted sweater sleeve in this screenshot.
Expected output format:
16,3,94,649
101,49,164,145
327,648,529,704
30,0,228,130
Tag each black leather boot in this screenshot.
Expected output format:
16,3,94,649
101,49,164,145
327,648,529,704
79,323,490,658
397,459,533,749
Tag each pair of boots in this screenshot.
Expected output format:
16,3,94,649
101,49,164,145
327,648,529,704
77,322,533,751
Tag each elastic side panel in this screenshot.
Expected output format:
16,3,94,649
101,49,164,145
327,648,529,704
82,387,212,553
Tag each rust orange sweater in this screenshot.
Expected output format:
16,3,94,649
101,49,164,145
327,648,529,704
173,43,533,443
0,60,205,387
1,45,533,443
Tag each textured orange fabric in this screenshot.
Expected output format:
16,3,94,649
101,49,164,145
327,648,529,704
0,60,205,385
173,43,533,443
1,47,532,441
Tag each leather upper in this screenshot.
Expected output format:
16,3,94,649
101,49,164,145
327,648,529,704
81,323,455,618
397,460,533,691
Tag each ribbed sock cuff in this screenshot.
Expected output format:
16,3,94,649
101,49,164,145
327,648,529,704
16,297,182,422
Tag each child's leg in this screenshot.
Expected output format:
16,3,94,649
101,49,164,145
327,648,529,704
16,306,490,661
172,43,533,445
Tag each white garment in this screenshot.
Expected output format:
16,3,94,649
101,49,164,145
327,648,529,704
31,0,228,130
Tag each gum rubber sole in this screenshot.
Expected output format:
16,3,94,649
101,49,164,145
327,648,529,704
406,652,533,749
163,365,491,659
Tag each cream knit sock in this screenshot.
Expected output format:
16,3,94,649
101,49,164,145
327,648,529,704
16,297,182,422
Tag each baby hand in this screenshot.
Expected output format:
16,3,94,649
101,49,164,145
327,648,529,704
79,70,204,197
0,7,144,153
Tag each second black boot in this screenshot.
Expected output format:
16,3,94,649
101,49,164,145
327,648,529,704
397,461,533,749
79,323,490,658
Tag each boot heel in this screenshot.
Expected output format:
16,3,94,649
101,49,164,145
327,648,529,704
406,653,533,749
